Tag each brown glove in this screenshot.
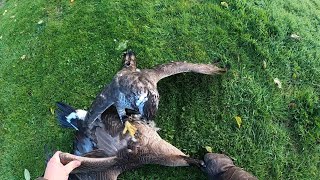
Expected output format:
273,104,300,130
202,153,258,180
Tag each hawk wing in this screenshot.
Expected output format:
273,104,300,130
142,91,159,120
85,82,117,124
92,106,131,156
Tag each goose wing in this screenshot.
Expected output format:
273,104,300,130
145,61,227,83
133,122,204,167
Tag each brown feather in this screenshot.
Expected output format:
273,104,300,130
61,112,203,179
84,51,227,125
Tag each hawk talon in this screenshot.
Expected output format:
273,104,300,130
122,121,137,138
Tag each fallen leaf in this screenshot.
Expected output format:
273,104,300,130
0,35,2,40
50,107,55,115
290,33,300,40
21,55,26,60
37,20,44,25
262,60,267,69
274,78,282,88
221,2,229,8
24,169,31,180
288,102,297,109
292,73,297,79
3,10,8,16
205,146,213,153
71,0,75,3
10,15,15,19
234,116,242,128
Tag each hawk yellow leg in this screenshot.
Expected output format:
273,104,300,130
122,121,137,138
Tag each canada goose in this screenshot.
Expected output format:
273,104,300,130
56,102,204,180
81,50,228,137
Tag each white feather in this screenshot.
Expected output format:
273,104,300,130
66,112,77,122
136,93,148,106
65,110,87,130
147,120,161,132
75,109,87,120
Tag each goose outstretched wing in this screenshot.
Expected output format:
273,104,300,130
145,61,228,83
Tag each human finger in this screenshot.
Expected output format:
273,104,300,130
51,151,62,163
64,160,81,174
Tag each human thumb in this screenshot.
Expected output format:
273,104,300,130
65,160,81,174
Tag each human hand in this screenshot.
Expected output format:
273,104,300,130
43,151,81,180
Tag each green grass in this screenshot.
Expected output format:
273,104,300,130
1,0,320,179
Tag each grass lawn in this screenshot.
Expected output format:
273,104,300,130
1,0,319,179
